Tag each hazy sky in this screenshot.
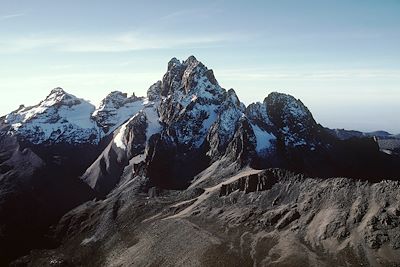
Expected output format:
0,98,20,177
0,0,399,133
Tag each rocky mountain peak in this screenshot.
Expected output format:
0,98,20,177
147,81,162,101
264,92,313,123
156,57,229,149
92,91,145,135
226,89,244,109
97,91,139,110
49,86,65,95
42,87,81,107
4,88,99,145
180,56,219,94
183,55,198,65
262,92,318,147
167,57,182,71
160,56,221,98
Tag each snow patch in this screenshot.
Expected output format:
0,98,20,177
251,124,276,152
114,119,131,150
143,105,162,141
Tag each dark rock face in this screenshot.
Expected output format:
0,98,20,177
143,134,202,189
221,117,257,166
219,169,283,196
161,57,187,97
82,110,150,197
0,134,95,265
264,92,318,144
147,81,162,101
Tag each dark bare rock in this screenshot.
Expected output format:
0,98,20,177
0,134,95,265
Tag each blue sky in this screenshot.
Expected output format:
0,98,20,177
0,0,399,133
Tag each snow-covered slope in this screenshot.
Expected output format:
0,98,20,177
92,91,145,135
4,88,101,145
3,88,150,145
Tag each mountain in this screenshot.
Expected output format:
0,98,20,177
1,56,400,266
327,128,400,156
81,56,399,197
4,87,100,145
0,88,144,265
326,128,393,140
4,88,147,144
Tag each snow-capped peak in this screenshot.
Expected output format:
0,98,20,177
92,91,145,135
41,87,83,107
5,88,100,145
3,87,155,145
94,91,139,111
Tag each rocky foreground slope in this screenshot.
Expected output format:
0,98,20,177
15,168,400,266
1,56,399,266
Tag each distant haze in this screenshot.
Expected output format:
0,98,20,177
0,0,399,133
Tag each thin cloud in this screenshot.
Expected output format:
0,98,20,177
217,69,400,81
0,13,25,21
159,10,195,21
159,7,222,22
0,32,241,53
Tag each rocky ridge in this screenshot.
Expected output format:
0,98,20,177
92,91,145,135
3,88,147,146
16,169,400,266
4,88,100,145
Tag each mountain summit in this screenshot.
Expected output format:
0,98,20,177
4,87,100,144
